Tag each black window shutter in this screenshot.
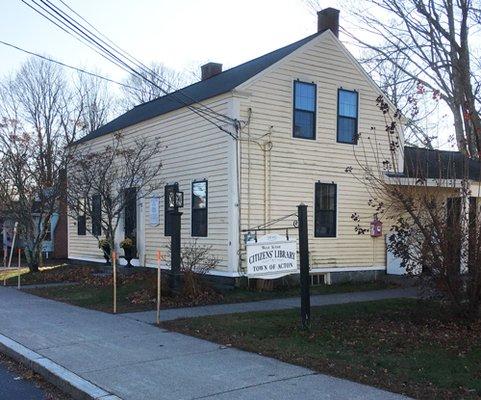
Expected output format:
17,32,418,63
77,199,86,236
91,194,102,236
124,188,137,240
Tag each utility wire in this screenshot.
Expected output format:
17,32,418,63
42,0,236,128
21,0,238,138
40,0,238,136
0,39,141,92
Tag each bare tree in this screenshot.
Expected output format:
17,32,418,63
67,133,164,257
362,47,440,149
120,62,190,110
348,96,481,321
0,57,112,271
343,0,481,157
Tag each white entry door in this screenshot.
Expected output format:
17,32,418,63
386,235,405,275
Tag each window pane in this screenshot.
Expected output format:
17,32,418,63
316,211,336,237
315,183,337,237
294,110,315,139
192,181,207,209
192,209,207,237
295,82,316,112
338,117,356,143
192,181,208,237
339,90,357,118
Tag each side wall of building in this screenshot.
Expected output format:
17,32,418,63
235,31,397,274
68,94,236,274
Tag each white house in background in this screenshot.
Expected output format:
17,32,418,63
68,8,479,284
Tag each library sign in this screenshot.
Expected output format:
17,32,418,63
246,234,298,278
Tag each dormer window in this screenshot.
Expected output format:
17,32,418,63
293,81,316,140
337,89,358,144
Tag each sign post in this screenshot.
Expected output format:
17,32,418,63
297,204,310,330
156,250,162,325
166,186,184,293
17,248,21,289
112,251,117,314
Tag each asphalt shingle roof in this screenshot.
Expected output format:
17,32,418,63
76,31,323,144
403,146,481,181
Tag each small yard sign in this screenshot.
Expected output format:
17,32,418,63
246,234,297,278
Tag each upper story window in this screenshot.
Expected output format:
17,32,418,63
315,182,337,238
293,81,316,140
337,89,358,144
192,180,208,237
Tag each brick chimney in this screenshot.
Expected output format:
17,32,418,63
317,8,340,37
201,62,223,80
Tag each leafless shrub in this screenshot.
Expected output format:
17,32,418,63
177,239,220,297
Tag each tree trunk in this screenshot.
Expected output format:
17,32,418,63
24,246,41,273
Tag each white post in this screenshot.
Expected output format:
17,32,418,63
17,248,21,289
5,222,18,286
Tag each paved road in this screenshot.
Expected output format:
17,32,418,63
0,287,412,400
0,358,48,400
125,287,417,323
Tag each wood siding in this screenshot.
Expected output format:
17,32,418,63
68,94,233,271
236,32,396,270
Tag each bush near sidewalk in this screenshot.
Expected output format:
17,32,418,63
163,298,481,400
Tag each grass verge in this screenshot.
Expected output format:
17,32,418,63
163,298,481,400
25,276,398,313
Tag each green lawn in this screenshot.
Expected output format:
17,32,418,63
26,277,398,313
163,299,481,400
27,280,155,313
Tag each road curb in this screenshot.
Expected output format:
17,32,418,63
0,334,122,400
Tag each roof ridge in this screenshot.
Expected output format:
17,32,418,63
133,30,324,110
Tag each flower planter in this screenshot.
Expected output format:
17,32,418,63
123,246,136,268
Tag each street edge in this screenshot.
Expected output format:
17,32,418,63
0,333,122,400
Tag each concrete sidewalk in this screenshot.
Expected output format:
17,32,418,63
0,287,411,400
125,287,417,323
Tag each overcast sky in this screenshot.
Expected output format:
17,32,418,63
0,0,342,82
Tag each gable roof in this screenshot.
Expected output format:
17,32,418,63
75,31,324,144
403,146,481,181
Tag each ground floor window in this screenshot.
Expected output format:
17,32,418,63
192,180,208,237
315,182,337,237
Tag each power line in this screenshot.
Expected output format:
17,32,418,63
0,39,141,92
39,0,237,129
21,0,239,138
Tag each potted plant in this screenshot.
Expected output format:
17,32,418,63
98,239,111,265
120,237,136,267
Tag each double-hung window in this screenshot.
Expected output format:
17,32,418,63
315,182,337,237
191,180,208,237
337,89,358,144
293,81,316,139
